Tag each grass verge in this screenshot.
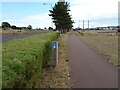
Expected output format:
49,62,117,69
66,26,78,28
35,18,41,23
39,32,71,88
2,32,60,88
76,30,118,68
1,29,50,37
0,44,2,89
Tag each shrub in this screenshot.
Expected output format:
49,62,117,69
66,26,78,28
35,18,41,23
2,32,60,88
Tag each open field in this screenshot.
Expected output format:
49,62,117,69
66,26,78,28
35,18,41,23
2,32,60,88
76,30,118,68
0,43,1,89
0,28,50,37
78,30,117,35
39,32,71,88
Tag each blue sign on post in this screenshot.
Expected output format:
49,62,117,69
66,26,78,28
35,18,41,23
52,43,56,48
51,41,58,68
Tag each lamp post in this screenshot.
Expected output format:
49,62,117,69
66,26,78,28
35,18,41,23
43,3,52,8
43,3,53,29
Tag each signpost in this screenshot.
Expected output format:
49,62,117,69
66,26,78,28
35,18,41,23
51,41,58,67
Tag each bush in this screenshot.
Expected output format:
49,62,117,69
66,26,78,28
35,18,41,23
2,32,60,88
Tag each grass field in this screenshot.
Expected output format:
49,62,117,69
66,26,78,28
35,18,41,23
0,28,50,36
2,32,60,88
76,30,118,68
0,43,2,89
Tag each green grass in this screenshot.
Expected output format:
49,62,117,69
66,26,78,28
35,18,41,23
2,32,60,88
2,29,50,37
0,44,2,89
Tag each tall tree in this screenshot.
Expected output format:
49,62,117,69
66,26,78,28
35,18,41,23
49,1,74,34
27,25,32,30
2,22,11,29
48,27,53,30
11,25,17,29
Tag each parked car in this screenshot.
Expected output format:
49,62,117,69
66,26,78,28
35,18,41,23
117,27,120,32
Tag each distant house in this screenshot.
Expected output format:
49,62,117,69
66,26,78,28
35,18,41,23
19,27,28,30
96,26,118,30
107,26,118,30
96,27,108,30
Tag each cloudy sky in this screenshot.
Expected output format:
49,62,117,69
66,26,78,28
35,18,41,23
1,0,120,29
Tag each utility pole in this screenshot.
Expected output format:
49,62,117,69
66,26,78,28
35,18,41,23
88,20,89,30
83,20,84,30
78,20,80,28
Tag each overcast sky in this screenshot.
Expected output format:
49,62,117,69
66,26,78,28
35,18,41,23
1,0,120,29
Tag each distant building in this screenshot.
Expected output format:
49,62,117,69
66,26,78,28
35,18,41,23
107,26,118,30
97,27,108,30
96,26,118,30
19,27,28,30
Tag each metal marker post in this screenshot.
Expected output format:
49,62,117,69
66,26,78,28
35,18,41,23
51,41,58,67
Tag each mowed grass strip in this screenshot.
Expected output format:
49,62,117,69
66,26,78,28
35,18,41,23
2,32,60,88
76,30,118,68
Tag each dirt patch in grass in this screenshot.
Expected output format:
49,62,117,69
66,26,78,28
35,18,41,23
39,32,71,88
76,30,118,68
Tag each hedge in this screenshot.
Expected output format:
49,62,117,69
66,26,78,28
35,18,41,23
2,32,60,88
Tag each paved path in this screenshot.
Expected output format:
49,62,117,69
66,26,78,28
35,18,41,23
68,32,118,88
1,32,48,43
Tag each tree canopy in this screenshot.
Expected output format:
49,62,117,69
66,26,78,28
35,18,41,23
48,27,53,30
11,25,17,29
49,1,74,33
2,22,11,29
27,25,32,30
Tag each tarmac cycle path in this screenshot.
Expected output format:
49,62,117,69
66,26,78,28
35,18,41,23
68,32,118,88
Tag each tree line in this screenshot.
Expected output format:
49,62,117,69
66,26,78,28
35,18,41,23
2,1,74,33
49,1,74,34
2,22,32,30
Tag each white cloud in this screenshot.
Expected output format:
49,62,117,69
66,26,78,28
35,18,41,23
2,19,15,22
70,0,119,28
6,13,52,29
1,0,119,28
2,13,53,29
1,0,59,2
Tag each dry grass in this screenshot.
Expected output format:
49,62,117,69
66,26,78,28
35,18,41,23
76,30,118,68
39,32,71,88
1,28,50,36
0,29,2,36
